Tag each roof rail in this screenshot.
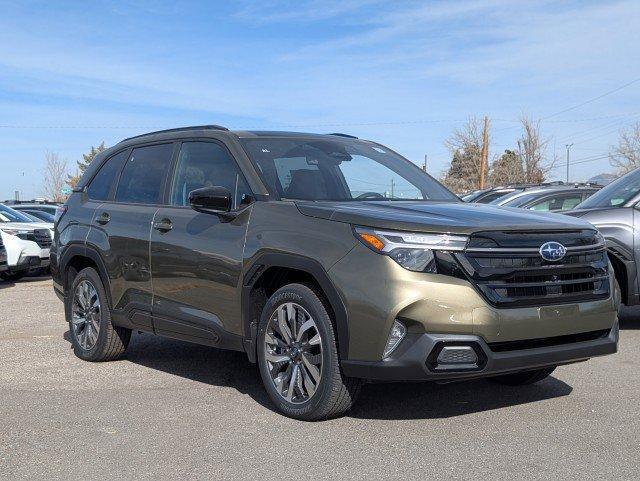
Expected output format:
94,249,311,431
327,132,358,139
120,125,229,143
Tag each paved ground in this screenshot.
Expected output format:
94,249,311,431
1,277,639,480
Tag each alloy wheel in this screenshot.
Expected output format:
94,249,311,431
264,302,323,404
71,280,101,350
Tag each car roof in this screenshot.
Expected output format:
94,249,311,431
118,125,358,144
74,126,365,193
12,204,57,208
495,186,597,205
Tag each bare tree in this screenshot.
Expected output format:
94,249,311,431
42,151,68,202
609,122,640,174
516,116,554,183
442,117,487,192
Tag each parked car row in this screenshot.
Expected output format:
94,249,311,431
462,182,601,212
0,203,55,281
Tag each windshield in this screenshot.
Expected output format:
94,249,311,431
240,137,457,202
577,170,637,209
0,204,35,223
499,191,542,207
461,190,486,202
24,210,55,222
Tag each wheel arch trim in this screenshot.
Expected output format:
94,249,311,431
241,252,350,361
59,244,113,309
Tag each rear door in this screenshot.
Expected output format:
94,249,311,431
89,142,175,328
56,148,129,282
149,140,253,345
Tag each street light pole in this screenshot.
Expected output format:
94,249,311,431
565,143,573,183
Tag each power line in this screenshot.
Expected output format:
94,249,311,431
1,111,640,130
542,77,640,120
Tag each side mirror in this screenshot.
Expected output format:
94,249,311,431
188,186,232,213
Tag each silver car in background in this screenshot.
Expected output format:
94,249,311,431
566,168,640,306
491,185,599,212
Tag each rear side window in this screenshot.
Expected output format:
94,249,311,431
87,150,128,201
115,143,174,204
529,193,584,212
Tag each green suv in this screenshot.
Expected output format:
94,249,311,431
51,126,619,420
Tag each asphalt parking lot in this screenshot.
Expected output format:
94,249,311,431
1,277,639,480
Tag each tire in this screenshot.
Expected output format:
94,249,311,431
0,271,26,282
66,267,131,362
490,367,556,386
257,283,363,421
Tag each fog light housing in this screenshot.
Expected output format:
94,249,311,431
383,320,406,358
436,346,478,366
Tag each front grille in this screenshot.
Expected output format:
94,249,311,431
17,229,52,249
457,230,610,308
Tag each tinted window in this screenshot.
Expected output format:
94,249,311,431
240,137,456,201
24,210,55,222
115,144,174,204
480,191,512,204
171,142,251,208
529,193,584,212
87,150,128,201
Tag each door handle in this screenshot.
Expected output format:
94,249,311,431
95,212,110,225
153,218,173,232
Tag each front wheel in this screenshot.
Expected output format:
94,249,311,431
257,283,362,421
66,267,131,362
490,367,556,386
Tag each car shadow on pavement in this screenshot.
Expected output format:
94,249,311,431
64,330,574,420
349,376,572,420
0,280,16,289
64,330,275,410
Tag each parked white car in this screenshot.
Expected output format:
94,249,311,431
0,204,52,281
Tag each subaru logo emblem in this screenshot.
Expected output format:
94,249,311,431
539,241,567,262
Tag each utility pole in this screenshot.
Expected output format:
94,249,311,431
390,178,395,198
479,116,490,189
565,143,573,183
422,154,427,172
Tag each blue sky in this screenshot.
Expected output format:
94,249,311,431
1,0,639,199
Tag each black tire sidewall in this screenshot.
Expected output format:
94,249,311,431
257,284,340,420
67,267,112,361
1,271,26,281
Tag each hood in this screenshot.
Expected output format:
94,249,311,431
295,201,594,234
562,207,613,218
0,222,40,231
26,221,53,230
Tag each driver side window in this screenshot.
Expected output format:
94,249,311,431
171,141,251,208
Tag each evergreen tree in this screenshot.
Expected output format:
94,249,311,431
490,149,524,185
67,142,107,188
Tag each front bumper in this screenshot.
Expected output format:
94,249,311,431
9,254,42,272
342,319,618,381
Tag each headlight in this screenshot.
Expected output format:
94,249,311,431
354,226,468,272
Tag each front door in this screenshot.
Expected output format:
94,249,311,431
150,140,253,346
